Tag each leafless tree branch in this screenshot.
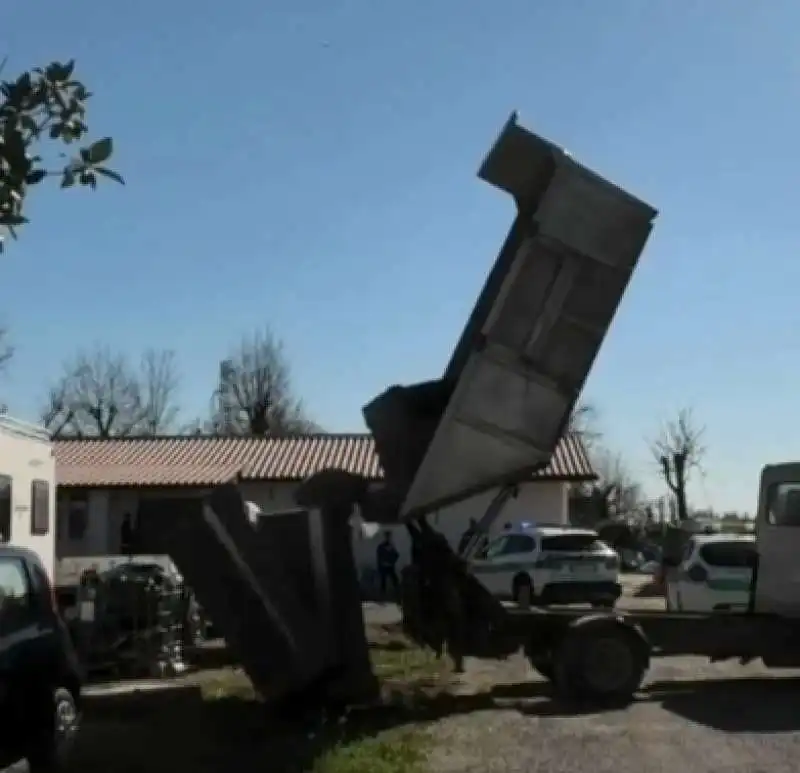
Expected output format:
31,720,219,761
138,348,180,434
567,400,602,448
41,345,181,438
210,328,317,436
651,407,705,521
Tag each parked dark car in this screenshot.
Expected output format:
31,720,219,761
0,546,82,771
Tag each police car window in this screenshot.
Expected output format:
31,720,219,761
501,535,536,555
767,483,800,526
541,534,603,552
484,536,509,560
700,541,755,568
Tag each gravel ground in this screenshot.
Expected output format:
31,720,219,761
368,581,800,773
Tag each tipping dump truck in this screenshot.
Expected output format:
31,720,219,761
136,112,658,708
138,113,800,710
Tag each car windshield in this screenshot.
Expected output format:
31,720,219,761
541,534,605,553
699,541,755,568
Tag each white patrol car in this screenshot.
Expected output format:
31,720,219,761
665,533,756,613
470,524,621,608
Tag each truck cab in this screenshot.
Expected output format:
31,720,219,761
752,462,800,616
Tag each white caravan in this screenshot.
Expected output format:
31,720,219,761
0,415,56,581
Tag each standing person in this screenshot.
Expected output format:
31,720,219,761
376,531,400,600
458,518,478,554
120,512,135,556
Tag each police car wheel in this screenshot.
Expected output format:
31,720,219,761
512,576,533,609
26,687,80,771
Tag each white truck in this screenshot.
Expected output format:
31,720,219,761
0,414,56,581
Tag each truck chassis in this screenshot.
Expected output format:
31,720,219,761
400,521,800,705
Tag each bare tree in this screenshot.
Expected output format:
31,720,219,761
42,346,181,438
651,408,705,522
210,329,316,436
0,329,12,411
0,330,12,373
568,400,602,447
571,448,641,528
138,349,180,434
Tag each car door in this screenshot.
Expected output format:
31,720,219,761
0,556,55,760
699,540,754,612
470,535,510,595
672,540,698,611
487,534,537,598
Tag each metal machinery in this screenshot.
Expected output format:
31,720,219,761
129,113,657,708
135,114,800,709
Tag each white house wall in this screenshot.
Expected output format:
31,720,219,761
0,418,56,581
55,479,569,585
240,479,569,578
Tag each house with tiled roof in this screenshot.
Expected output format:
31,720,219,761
52,431,595,586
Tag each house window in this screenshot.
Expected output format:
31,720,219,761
30,480,50,536
0,475,10,543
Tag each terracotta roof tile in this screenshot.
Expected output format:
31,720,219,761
53,433,594,488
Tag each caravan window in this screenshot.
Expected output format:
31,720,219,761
30,479,50,536
0,475,10,542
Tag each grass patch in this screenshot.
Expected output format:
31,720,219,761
74,625,449,773
312,727,429,773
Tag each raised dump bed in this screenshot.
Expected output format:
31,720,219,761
130,114,656,707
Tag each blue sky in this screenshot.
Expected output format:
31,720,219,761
0,0,797,513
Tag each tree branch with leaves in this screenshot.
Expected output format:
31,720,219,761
0,58,123,251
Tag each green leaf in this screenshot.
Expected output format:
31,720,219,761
86,137,112,164
79,171,97,189
61,169,75,189
25,169,47,185
94,166,125,185
0,214,28,226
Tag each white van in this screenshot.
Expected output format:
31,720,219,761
0,416,56,581
665,533,756,613
470,524,621,608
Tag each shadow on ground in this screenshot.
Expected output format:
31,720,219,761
75,630,800,773
507,676,800,733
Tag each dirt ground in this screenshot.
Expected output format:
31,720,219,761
424,576,800,773
64,582,800,773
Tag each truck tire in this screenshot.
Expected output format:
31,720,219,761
552,616,649,704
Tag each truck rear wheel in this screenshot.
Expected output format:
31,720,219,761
552,617,649,704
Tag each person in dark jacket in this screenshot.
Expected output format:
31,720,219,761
376,531,400,599
458,518,478,554
120,512,135,556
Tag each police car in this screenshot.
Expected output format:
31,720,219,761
470,523,621,608
664,533,756,613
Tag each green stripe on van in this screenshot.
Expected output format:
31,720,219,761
706,578,751,592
